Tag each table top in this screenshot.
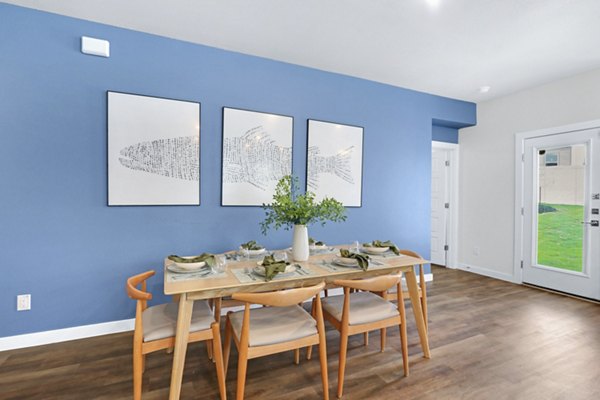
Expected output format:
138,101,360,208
163,247,428,300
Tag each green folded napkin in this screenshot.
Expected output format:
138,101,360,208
260,255,289,281
168,253,215,268
309,237,325,246
363,240,400,255
339,249,370,271
240,240,264,251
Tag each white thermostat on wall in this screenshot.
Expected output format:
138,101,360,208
81,36,110,58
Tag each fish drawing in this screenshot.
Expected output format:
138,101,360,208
307,145,354,191
223,126,291,191
118,136,199,181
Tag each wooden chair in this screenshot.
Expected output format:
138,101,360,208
388,250,428,330
223,282,329,400
361,250,429,348
126,270,226,400
319,274,408,399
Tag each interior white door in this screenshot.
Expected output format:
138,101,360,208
431,148,448,266
522,128,600,300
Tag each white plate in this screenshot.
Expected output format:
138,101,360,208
362,246,390,255
240,246,266,256
172,257,206,271
168,264,210,274
309,244,327,250
332,257,359,267
253,264,296,276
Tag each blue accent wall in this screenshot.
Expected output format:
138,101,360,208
0,3,476,338
432,125,459,144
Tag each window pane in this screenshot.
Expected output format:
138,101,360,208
537,144,585,272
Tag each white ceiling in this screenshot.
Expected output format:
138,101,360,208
5,0,600,102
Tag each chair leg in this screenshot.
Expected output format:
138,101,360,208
399,296,409,377
236,346,249,400
337,331,349,399
223,315,233,376
421,296,429,331
211,323,227,400
294,348,300,365
307,299,316,360
133,346,143,400
207,339,214,361
380,328,386,353
363,332,369,347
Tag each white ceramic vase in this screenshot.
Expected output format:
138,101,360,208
292,224,309,261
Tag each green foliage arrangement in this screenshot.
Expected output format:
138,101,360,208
260,175,347,235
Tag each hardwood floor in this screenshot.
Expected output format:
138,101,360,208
1,266,599,399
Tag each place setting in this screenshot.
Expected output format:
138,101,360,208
309,237,336,255
360,240,404,258
165,253,228,282
318,240,402,272
226,240,270,261
231,250,316,283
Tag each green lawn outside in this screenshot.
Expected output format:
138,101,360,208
537,204,584,272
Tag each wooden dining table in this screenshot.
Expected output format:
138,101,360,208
163,246,431,400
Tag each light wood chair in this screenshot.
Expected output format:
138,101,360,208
319,274,408,399
223,282,329,400
388,250,428,329
126,270,226,400
361,250,429,348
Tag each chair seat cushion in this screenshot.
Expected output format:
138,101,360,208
229,305,317,347
143,301,213,342
322,292,399,326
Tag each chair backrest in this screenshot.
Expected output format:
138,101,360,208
232,281,326,307
126,270,154,301
333,274,402,292
399,249,425,281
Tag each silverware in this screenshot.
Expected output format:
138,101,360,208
295,264,308,275
244,267,257,281
322,260,338,270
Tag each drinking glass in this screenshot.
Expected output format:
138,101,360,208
274,251,288,263
213,254,227,274
242,247,250,261
352,240,360,253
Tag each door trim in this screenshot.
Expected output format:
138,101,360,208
514,118,600,283
432,141,459,269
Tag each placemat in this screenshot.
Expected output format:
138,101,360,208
166,269,227,283
232,264,316,283
315,258,392,273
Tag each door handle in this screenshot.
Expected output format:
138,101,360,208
581,220,599,226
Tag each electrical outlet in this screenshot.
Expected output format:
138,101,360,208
17,294,31,311
473,247,480,256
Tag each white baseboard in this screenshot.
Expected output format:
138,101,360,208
1,273,434,352
0,318,134,352
457,263,516,283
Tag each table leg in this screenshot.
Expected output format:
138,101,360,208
405,268,431,358
169,293,194,400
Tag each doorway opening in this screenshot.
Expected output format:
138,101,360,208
431,141,459,268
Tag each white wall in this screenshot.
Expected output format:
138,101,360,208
458,68,600,281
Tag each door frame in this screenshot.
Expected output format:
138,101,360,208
432,141,459,269
513,118,600,283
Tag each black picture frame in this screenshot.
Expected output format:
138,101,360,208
221,107,294,207
306,119,364,207
107,91,201,206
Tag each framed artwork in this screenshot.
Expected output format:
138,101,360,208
107,91,200,206
221,107,293,206
306,119,364,207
